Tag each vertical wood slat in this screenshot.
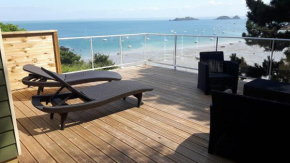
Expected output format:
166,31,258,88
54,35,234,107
52,31,62,74
2,30,62,90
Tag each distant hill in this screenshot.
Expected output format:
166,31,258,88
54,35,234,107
170,17,199,21
215,15,240,20
232,15,241,19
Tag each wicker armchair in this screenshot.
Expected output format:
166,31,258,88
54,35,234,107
209,90,290,162
197,51,239,95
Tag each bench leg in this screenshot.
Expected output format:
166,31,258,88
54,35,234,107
50,113,54,119
37,87,43,95
133,93,143,107
60,113,68,130
37,86,45,95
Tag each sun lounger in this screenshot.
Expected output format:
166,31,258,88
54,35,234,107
31,67,153,130
22,64,122,94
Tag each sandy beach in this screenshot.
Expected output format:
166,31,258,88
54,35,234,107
119,40,286,70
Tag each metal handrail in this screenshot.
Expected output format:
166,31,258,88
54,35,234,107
60,33,290,42
59,33,290,79
59,33,147,40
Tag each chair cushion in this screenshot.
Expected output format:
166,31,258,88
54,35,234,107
224,89,233,94
208,60,223,73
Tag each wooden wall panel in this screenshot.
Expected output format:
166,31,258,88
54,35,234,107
2,30,61,90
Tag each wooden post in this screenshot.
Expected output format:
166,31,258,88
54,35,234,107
52,31,62,73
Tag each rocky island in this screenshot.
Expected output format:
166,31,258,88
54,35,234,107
232,15,240,19
170,17,199,21
215,15,240,20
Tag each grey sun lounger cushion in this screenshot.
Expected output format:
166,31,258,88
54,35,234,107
32,67,153,130
22,64,122,89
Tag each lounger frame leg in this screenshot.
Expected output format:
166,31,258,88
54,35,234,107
37,87,44,95
50,113,54,119
37,78,47,95
133,93,143,107
60,113,68,130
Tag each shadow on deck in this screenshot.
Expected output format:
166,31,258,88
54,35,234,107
14,65,241,163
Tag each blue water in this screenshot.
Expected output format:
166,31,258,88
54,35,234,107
10,19,246,37
9,19,247,61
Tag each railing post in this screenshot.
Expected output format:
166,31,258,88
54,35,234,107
143,34,147,65
181,35,184,59
268,40,275,80
119,36,123,68
215,37,219,51
90,38,94,70
174,35,177,70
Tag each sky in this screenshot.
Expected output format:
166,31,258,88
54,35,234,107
0,0,271,21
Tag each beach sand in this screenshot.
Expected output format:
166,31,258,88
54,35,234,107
120,41,286,70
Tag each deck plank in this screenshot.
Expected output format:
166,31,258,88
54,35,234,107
15,65,235,163
13,92,94,163
88,106,194,163
18,88,117,163
17,141,39,163
26,87,138,163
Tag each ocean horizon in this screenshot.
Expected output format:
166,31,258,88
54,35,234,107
3,16,247,22
6,19,248,64
9,19,247,37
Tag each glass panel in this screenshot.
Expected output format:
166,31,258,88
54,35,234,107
218,38,272,79
92,37,119,69
58,39,91,73
272,40,290,82
176,36,216,69
121,35,144,66
145,35,175,68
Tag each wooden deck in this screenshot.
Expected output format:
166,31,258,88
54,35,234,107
14,65,243,163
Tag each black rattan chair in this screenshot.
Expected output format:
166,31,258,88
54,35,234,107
32,67,153,130
209,90,290,162
22,64,122,95
197,51,239,95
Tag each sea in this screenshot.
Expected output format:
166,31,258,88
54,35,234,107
8,19,247,64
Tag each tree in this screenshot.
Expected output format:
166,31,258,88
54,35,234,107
243,0,290,38
230,53,266,78
0,23,26,32
230,53,247,67
93,53,115,68
242,0,290,82
60,47,116,72
59,46,83,64
243,0,290,49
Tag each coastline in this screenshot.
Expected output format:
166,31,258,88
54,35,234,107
119,41,285,69
76,39,285,69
